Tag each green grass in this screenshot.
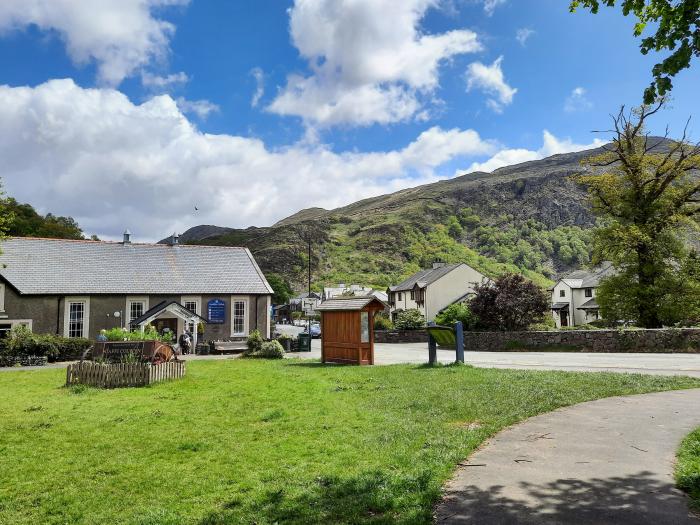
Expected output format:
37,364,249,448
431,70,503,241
676,427,700,511
0,360,698,524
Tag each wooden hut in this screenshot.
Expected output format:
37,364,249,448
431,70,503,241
317,296,388,365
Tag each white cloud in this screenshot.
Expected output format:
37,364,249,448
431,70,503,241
564,86,593,113
483,0,506,16
175,97,220,119
250,67,264,108
465,56,517,113
141,71,189,90
268,0,482,127
0,0,188,86
515,28,535,46
463,130,605,173
0,80,499,240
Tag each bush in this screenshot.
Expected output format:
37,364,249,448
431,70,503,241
243,332,285,359
244,329,264,356
373,314,393,331
394,309,426,330
259,340,285,359
103,326,170,342
1,325,90,363
435,303,478,330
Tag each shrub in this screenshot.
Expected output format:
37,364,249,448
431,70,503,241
373,314,393,331
103,326,170,342
470,273,549,331
244,329,264,356
435,303,478,330
394,309,425,330
1,325,90,363
259,340,285,359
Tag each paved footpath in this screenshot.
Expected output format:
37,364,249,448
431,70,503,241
435,388,700,524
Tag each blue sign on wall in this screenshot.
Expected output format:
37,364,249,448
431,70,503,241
207,299,226,324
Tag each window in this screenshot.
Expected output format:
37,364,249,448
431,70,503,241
231,298,247,336
360,311,369,343
410,290,415,300
68,300,86,338
559,289,566,298
398,292,403,301
585,288,593,298
126,297,149,326
0,283,5,312
182,296,201,333
0,320,33,338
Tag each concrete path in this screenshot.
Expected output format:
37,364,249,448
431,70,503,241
435,388,700,524
284,340,700,377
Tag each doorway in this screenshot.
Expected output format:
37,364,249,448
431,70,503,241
559,310,569,327
153,318,178,343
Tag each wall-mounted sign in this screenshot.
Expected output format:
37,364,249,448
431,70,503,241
208,299,226,324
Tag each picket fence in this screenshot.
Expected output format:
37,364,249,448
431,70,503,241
65,361,186,388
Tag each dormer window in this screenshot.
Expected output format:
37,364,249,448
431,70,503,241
559,289,566,298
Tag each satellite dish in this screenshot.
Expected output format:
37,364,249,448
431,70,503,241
113,311,121,318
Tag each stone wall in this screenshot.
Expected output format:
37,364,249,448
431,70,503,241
375,330,429,344
465,328,700,353
376,328,700,353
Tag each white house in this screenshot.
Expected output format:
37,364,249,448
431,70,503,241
323,284,388,303
550,264,615,327
387,262,486,322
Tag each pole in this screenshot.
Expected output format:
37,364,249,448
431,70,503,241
455,321,464,364
308,239,312,334
427,321,437,365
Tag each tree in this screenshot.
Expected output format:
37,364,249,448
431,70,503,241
469,273,549,331
2,196,84,239
570,0,700,103
575,104,700,327
435,303,478,330
0,182,11,256
265,273,294,305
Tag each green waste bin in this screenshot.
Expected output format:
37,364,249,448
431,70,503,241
298,333,311,352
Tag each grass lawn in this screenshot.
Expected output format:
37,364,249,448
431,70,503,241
677,427,700,512
1,360,699,525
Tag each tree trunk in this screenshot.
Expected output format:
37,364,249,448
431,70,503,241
636,243,662,328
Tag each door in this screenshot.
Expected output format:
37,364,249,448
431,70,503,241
560,310,569,327
153,318,178,343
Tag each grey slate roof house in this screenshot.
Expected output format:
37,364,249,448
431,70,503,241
0,235,273,341
550,263,615,327
387,262,487,322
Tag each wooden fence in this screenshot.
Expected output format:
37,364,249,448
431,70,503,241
65,361,186,388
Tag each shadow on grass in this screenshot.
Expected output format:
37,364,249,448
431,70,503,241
198,469,439,524
436,470,699,524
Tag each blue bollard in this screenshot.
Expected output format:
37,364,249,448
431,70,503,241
455,321,464,363
428,321,437,365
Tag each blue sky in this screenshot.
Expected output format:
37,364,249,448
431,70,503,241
0,0,698,240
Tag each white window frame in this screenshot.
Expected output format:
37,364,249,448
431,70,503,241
230,296,249,337
64,297,90,339
126,296,149,326
0,283,5,312
0,319,33,331
181,296,201,332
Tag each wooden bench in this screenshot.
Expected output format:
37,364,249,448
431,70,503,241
210,340,247,354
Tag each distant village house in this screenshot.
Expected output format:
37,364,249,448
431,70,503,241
550,265,614,327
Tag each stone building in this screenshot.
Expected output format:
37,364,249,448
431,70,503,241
0,235,273,342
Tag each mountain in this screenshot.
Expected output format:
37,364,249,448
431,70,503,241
176,143,616,290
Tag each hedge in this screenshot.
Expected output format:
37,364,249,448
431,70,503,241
0,326,91,364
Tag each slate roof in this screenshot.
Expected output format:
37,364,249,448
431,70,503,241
389,263,462,292
316,296,388,311
551,302,570,310
560,262,615,289
577,298,600,310
0,237,273,295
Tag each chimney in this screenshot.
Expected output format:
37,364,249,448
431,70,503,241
432,260,446,269
123,229,131,244
169,233,179,246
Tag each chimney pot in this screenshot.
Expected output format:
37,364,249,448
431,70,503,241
123,229,131,244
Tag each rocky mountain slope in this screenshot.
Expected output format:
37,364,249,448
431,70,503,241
175,144,614,290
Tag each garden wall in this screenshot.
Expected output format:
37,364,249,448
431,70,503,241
464,328,700,353
376,328,700,353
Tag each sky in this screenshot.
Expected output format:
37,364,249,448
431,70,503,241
0,0,698,241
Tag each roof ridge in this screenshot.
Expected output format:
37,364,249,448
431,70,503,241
7,236,248,250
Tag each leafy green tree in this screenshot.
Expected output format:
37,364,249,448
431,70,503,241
2,197,84,239
469,273,549,331
394,309,426,330
265,273,294,305
435,303,478,330
570,0,700,103
575,104,700,327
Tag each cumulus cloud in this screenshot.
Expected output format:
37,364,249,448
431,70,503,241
465,56,517,113
564,86,593,113
0,80,500,240
515,28,535,46
250,67,264,108
175,97,220,119
462,130,605,173
268,0,482,127
0,0,188,85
